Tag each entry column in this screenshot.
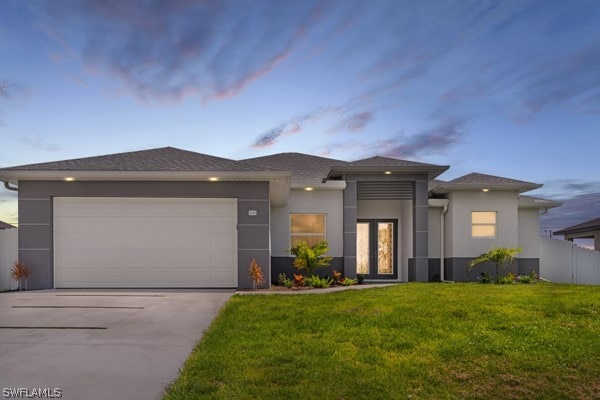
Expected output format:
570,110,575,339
412,179,429,281
343,180,357,278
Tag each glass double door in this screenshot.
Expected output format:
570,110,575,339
356,219,398,280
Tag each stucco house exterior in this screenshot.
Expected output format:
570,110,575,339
0,147,561,289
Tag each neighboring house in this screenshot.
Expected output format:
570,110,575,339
0,221,16,230
0,147,561,289
554,217,600,251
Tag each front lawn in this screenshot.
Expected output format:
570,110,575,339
164,283,600,400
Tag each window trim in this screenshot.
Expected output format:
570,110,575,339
289,213,327,249
471,211,497,238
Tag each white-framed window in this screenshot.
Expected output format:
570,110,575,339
290,214,326,247
472,211,497,238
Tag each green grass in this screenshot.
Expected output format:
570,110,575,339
164,283,600,400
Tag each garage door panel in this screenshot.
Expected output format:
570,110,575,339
54,198,238,288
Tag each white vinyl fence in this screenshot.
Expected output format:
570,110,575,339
540,237,600,285
0,228,18,291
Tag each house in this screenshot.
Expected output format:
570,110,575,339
0,147,561,289
0,221,16,230
554,217,600,251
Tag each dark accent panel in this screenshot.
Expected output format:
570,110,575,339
238,225,270,250
19,250,52,290
518,258,540,276
343,181,357,278
412,179,429,282
270,257,344,283
18,199,51,224
408,258,414,282
18,225,51,249
357,181,413,200
237,200,269,225
445,257,520,282
239,250,270,289
428,258,441,282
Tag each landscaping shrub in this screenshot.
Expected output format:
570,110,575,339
308,275,333,288
248,259,265,290
277,273,293,288
289,240,332,276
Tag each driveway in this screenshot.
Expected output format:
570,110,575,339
0,289,233,400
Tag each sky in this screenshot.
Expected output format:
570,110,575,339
0,0,599,235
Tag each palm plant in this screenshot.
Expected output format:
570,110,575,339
468,247,522,283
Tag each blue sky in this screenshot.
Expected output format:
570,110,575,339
1,0,599,233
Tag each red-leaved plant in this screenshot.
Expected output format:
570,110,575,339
248,259,265,290
293,273,305,288
11,261,32,291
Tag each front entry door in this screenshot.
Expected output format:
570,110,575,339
356,219,398,280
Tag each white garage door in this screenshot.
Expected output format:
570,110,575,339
54,197,237,288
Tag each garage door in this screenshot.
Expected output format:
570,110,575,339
54,198,237,288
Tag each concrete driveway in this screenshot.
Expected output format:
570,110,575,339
0,289,233,400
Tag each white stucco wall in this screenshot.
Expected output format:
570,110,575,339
357,199,412,281
518,208,540,258
270,189,344,257
446,191,519,257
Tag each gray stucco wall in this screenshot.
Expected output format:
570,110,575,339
444,257,539,282
17,180,270,290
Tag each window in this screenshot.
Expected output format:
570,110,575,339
472,211,497,237
290,214,326,247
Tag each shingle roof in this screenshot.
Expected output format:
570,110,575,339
1,147,274,172
428,179,446,192
242,153,347,185
554,217,600,235
0,221,16,229
449,172,538,186
348,156,442,168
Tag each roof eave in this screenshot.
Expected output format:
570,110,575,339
0,170,291,184
290,181,347,191
554,226,600,236
325,165,450,181
518,200,563,209
432,183,543,194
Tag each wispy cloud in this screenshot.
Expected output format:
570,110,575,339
369,118,468,159
0,80,24,99
540,192,600,232
251,106,336,149
0,79,25,125
532,179,600,232
40,1,325,103
519,40,600,119
328,110,374,133
19,135,61,152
